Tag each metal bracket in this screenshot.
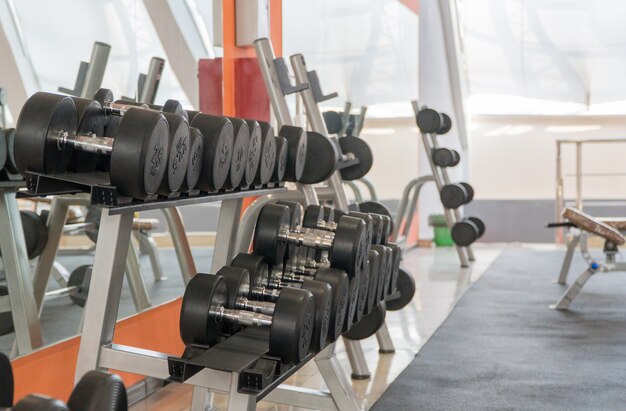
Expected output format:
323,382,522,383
273,58,309,96
306,70,338,103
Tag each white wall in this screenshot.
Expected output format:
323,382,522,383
470,115,626,201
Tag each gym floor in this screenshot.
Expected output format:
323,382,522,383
118,244,502,410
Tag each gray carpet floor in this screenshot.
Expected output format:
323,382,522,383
0,247,213,353
372,248,626,411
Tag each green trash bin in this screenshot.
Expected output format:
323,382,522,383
428,214,453,247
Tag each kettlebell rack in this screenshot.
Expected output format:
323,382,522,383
392,102,474,268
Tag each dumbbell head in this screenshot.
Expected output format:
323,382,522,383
438,113,452,134
231,253,270,288
67,265,91,307
330,216,369,279
273,136,288,183
244,120,262,186
451,219,480,246
468,216,485,238
339,136,373,181
343,275,360,332
386,268,416,311
67,371,127,411
343,301,387,341
366,249,382,313
157,112,191,196
254,204,291,265
354,261,370,323
300,131,338,184
300,278,332,352
255,121,276,185
416,108,444,133
276,200,304,230
323,110,343,134
386,243,402,295
223,117,250,189
4,128,20,176
432,147,460,168
312,267,350,342
278,125,307,182
460,182,474,203
190,114,234,192
371,245,391,303
440,183,469,209
180,127,204,192
13,395,69,410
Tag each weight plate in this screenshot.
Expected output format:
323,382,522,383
4,128,19,175
224,117,249,189
273,136,288,183
347,211,374,248
343,275,360,332
162,99,189,121
231,253,270,288
301,279,332,353
157,113,190,195
13,395,69,410
358,201,395,237
256,121,276,185
68,98,104,172
438,113,452,134
323,110,342,134
67,265,92,307
451,220,479,246
67,370,127,411
354,261,370,323
460,182,475,203
368,214,383,245
366,249,381,313
432,147,455,168
331,216,368,279
191,114,234,191
339,136,373,181
381,246,394,298
180,273,226,346
386,269,416,311
343,301,387,341
387,243,402,295
440,184,467,209
244,120,262,186
451,149,461,166
0,286,13,336
270,287,315,364
186,110,200,123
276,201,303,230
15,92,76,174
181,127,204,192
110,108,169,199
218,266,250,308
0,129,6,172
0,352,13,406
469,216,486,238
20,210,48,259
300,131,338,184
278,125,307,182
371,245,388,303
302,205,324,230
415,108,443,133
313,267,349,342
254,204,290,265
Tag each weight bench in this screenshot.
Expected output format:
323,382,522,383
551,207,626,310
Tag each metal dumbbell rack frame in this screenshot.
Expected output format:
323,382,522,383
0,181,43,356
393,102,475,268
21,171,341,411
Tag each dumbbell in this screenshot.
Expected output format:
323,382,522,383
299,131,339,184
222,117,250,189
339,136,373,181
180,269,315,364
451,216,485,246
245,120,268,186
432,147,460,168
14,92,169,199
231,252,349,344
440,182,474,209
416,107,452,134
250,121,277,185
358,201,395,239
253,203,369,279
278,125,307,182
228,255,332,352
89,91,191,195
322,110,343,135
96,89,234,193
0,210,48,261
3,129,22,181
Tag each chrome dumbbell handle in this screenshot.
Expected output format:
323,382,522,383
209,304,273,327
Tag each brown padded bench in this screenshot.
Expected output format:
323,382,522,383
599,218,626,231
562,207,625,245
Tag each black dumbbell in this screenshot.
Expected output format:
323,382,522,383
300,131,338,184
0,210,48,261
0,287,12,336
451,216,485,246
253,204,368,279
358,201,395,239
386,268,416,311
416,107,452,134
66,265,92,307
440,183,473,209
179,127,204,193
251,121,276,185
180,269,314,364
339,136,373,181
244,120,264,187
232,252,349,343
97,90,234,193
230,254,333,352
3,128,22,181
343,301,387,342
323,110,343,135
15,92,170,199
223,117,250,189
371,244,393,302
278,125,307,182
432,148,460,167
90,91,191,195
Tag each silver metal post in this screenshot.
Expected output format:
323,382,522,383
138,57,165,104
162,207,196,284
211,199,243,271
0,189,42,354
226,372,255,411
134,231,165,282
75,209,134,381
358,177,378,201
556,233,581,284
80,42,111,99
125,240,151,311
551,265,597,310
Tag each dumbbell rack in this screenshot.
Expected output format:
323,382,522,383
0,181,43,356
394,102,474,268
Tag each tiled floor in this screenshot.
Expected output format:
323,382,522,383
130,244,503,410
